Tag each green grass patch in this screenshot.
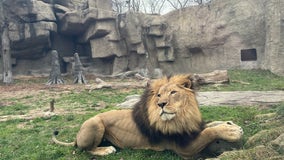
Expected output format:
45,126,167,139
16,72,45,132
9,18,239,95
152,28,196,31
0,103,31,116
56,89,142,111
0,105,276,160
201,70,284,91
200,106,275,142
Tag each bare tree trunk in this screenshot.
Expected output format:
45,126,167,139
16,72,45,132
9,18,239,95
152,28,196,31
73,53,87,84
1,23,13,84
46,50,64,85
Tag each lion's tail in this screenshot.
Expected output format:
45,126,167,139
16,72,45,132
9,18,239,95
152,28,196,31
52,130,75,147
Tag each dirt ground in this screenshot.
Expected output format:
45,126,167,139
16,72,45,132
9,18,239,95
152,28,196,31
0,76,147,122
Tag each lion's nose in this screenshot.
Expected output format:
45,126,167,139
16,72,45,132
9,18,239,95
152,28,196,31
158,102,167,108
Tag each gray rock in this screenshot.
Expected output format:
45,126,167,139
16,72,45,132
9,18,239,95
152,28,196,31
197,91,284,106
90,37,127,58
116,95,140,109
2,0,56,59
112,56,129,75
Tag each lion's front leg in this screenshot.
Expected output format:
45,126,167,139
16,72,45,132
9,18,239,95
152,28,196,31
207,121,243,142
176,121,243,159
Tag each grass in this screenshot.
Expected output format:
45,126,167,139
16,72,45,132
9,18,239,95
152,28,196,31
0,105,277,160
0,103,31,115
201,69,284,91
0,70,283,160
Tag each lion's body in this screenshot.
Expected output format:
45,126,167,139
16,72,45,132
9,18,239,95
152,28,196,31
53,75,243,159
77,110,152,150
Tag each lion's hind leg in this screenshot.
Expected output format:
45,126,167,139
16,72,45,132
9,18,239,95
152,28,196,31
76,117,110,152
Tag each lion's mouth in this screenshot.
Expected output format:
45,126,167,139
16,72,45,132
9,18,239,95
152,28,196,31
160,110,176,121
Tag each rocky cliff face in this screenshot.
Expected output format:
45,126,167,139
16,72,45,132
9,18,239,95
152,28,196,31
0,0,283,77
161,0,283,76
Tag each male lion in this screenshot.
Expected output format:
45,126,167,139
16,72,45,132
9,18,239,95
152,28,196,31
52,75,243,159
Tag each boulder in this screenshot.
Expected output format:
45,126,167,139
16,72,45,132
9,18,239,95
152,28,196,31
2,0,56,59
8,22,56,59
79,20,116,42
119,13,142,44
116,95,140,109
112,56,128,75
58,11,86,35
3,0,56,22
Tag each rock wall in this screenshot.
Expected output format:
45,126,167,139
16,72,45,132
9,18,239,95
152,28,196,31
0,0,283,78
263,0,284,76
161,0,266,74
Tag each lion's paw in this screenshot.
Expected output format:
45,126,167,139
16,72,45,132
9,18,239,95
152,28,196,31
89,146,117,156
213,121,243,142
104,146,116,155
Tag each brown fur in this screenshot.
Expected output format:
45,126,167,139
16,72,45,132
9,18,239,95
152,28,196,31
52,74,243,159
132,75,203,147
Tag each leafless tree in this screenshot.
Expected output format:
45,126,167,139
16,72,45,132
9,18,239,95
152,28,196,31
112,0,127,13
166,0,211,9
194,0,211,5
112,0,211,14
112,0,143,13
131,0,142,12
166,0,191,9
147,0,166,14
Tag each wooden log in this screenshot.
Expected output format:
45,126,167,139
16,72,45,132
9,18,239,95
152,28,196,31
192,70,229,85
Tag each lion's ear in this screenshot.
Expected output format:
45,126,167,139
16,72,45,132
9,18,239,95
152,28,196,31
148,77,168,92
170,74,198,90
182,75,193,89
169,74,191,88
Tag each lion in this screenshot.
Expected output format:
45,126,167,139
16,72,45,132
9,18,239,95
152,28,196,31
52,74,243,159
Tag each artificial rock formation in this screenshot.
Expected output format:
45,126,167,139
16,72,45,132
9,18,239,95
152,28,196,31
0,0,283,79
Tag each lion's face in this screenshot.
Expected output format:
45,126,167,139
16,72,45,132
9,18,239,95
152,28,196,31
156,83,188,121
146,75,203,135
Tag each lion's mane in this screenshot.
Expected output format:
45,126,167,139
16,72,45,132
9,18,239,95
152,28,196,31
132,75,205,147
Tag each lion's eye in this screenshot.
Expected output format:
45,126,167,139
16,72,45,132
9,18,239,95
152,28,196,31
157,94,161,97
170,91,177,94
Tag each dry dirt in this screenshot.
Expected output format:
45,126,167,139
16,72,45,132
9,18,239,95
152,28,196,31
0,76,147,122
